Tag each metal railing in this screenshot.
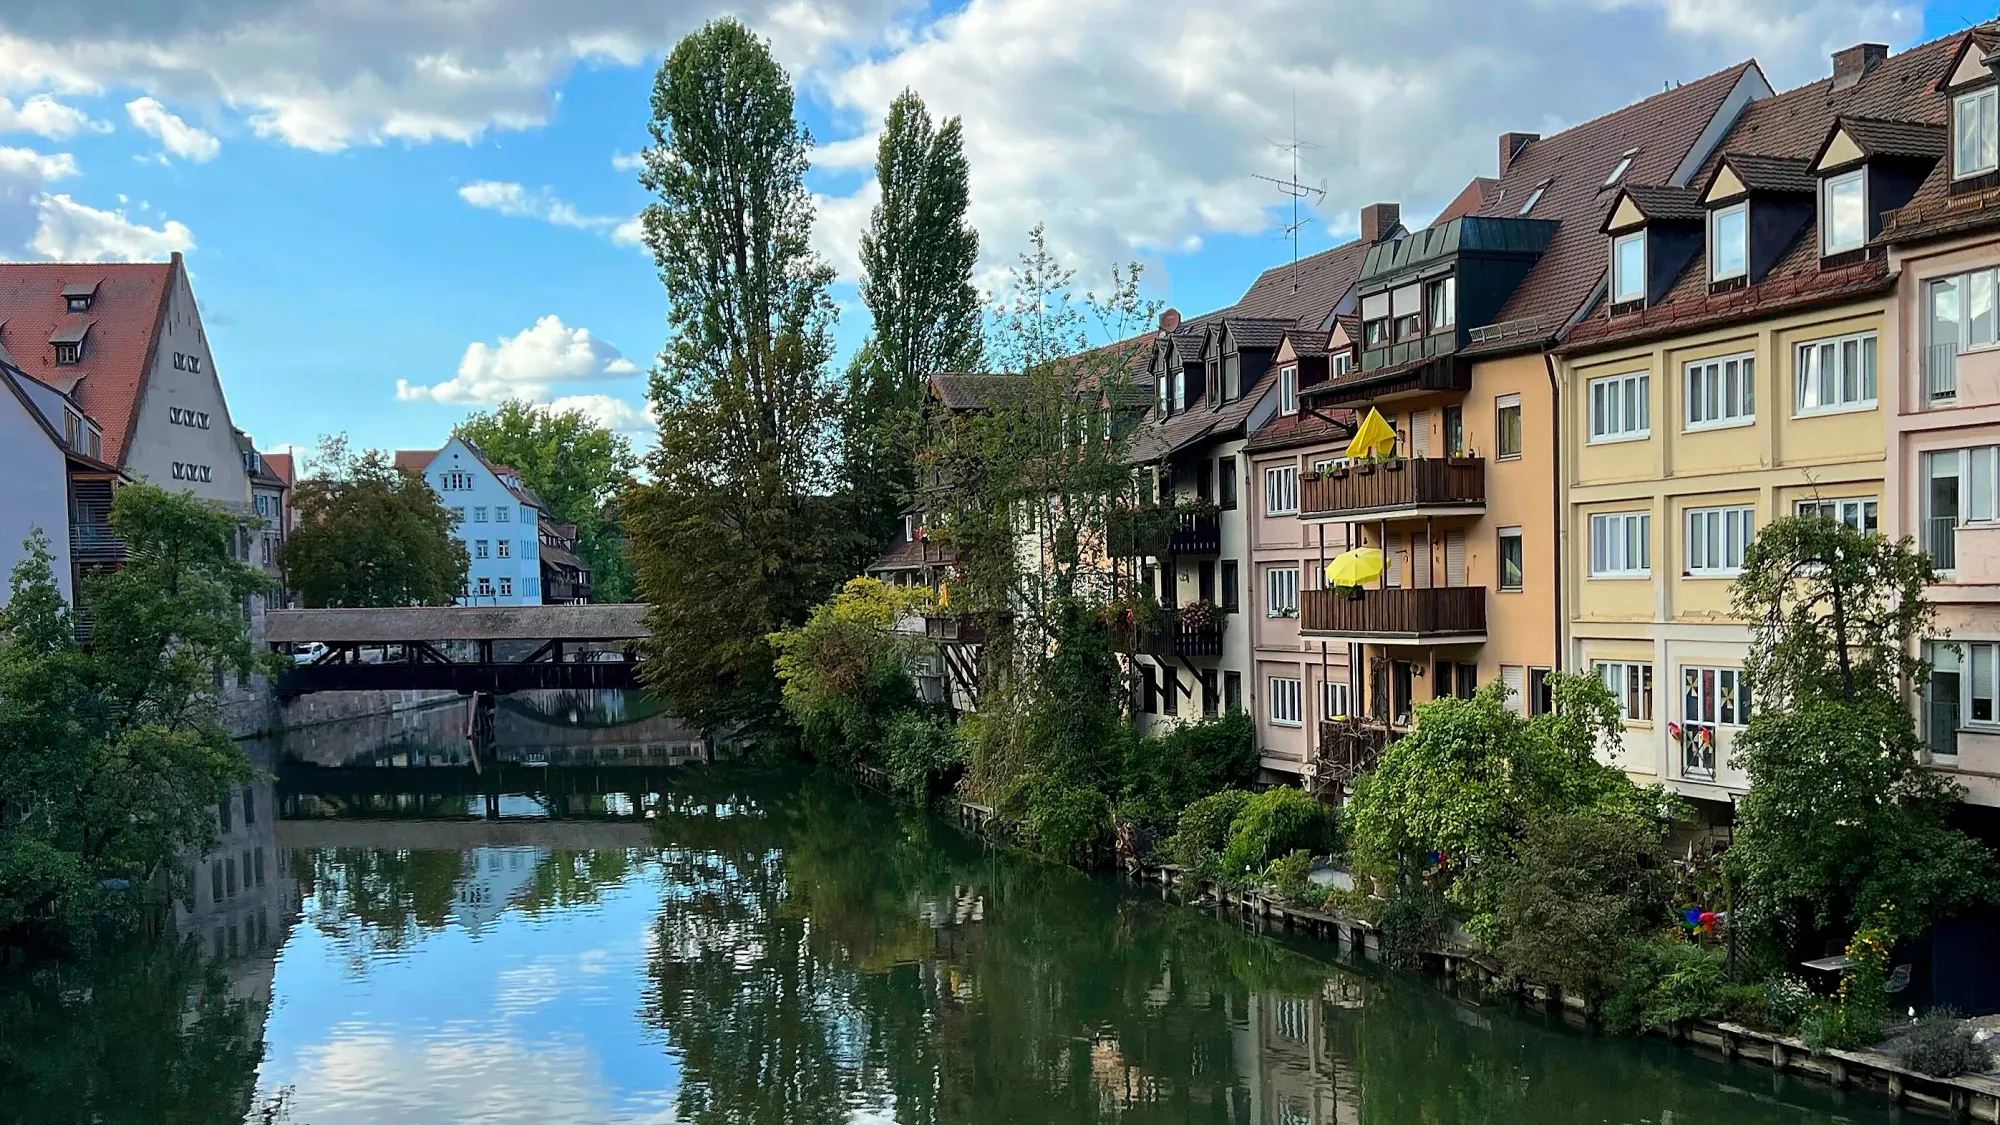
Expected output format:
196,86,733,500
1928,342,1960,401
1929,515,1959,571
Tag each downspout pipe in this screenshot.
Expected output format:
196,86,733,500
1543,348,1563,675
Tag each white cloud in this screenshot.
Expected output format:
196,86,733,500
32,193,196,261
545,393,654,434
609,150,644,173
125,96,220,160
458,179,640,247
0,94,103,139
396,314,638,405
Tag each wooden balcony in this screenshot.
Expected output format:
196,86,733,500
1112,609,1224,659
1300,457,1484,521
69,522,127,565
1299,586,1486,644
924,610,1005,646
1168,509,1220,555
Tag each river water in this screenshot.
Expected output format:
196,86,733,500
0,693,1907,1124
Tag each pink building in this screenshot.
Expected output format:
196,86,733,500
1883,33,2000,808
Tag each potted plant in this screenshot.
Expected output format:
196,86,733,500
1447,446,1480,467
1178,599,1223,631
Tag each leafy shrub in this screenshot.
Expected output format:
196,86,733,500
1602,933,1726,1035
1899,1009,1994,1077
1168,790,1252,868
1265,850,1318,904
1377,878,1455,971
1023,784,1112,866
1765,974,1814,1035
1719,983,1769,1028
1491,810,1674,1007
880,711,963,800
1217,787,1339,881
1802,919,1894,1052
1119,711,1259,833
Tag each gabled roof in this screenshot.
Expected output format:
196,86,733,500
866,535,930,573
1711,152,1817,196
394,449,437,473
264,451,295,487
929,373,1033,412
1606,184,1705,228
1434,177,1501,225
1219,317,1294,352
1570,29,1973,352
1462,60,1765,354
1822,115,1947,164
1242,405,1355,454
0,258,180,465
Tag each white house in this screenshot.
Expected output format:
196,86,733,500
2,342,121,608
396,438,545,605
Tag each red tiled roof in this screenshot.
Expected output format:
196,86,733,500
1243,406,1355,454
1433,177,1500,225
0,257,178,465
1464,60,1763,354
394,449,437,473
264,452,295,487
1571,31,1972,353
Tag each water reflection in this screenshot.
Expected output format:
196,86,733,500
1,698,1909,1125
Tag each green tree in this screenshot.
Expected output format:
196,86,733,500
1492,810,1676,1006
1344,674,1683,942
282,435,468,608
848,90,982,548
0,484,266,952
1728,514,1994,953
454,400,639,602
627,18,847,732
767,576,935,762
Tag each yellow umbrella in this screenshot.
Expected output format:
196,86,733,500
937,583,950,608
1324,547,1385,588
1345,407,1397,462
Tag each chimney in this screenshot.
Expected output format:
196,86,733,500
1359,202,1401,244
1158,308,1181,334
1832,43,1888,91
1499,132,1539,176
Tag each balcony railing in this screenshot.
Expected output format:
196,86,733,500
1928,341,1959,402
1299,586,1486,642
69,522,127,565
1112,609,1224,659
1930,516,1959,571
1168,509,1220,554
1300,457,1484,520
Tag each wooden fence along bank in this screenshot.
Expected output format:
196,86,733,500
936,793,2000,1122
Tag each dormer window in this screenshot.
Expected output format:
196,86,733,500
1157,373,1171,416
1392,283,1423,341
1206,358,1220,407
1333,353,1353,377
1821,169,1867,255
1612,232,1646,304
1172,365,1186,412
53,342,79,366
1954,86,1998,180
1604,150,1637,187
1518,179,1549,215
1426,277,1455,330
1278,365,1298,416
1709,202,1747,282
904,514,917,543
67,295,89,313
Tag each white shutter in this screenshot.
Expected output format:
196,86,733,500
1445,532,1467,587
1411,531,1432,588
1411,411,1431,458
1501,665,1526,714
1386,535,1403,587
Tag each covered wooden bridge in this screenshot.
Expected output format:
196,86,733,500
267,604,651,698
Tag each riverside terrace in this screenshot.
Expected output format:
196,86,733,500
265,603,649,698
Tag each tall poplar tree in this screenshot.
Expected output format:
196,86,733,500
848,90,981,549
626,18,846,731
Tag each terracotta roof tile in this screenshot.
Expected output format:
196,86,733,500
1834,114,1947,161
394,449,437,473
0,259,177,465
1717,152,1817,194
1463,60,1762,354
1243,406,1355,453
867,535,930,572
1434,177,1501,225
1616,184,1706,224
264,452,295,487
1573,31,1972,353
930,373,1033,411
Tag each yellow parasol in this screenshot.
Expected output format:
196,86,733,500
1345,407,1397,462
1324,547,1385,588
937,583,950,608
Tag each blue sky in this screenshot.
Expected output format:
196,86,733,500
0,1,1988,459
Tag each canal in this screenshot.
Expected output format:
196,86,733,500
1,694,1908,1124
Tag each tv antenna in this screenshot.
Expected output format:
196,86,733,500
1252,94,1327,293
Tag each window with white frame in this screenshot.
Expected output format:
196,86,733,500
475,577,494,597
1612,231,1646,303
1333,352,1353,377
1265,465,1299,515
497,540,511,558
498,577,513,597
1604,149,1636,187
1684,353,1755,429
497,506,510,523
1685,505,1754,575
1955,86,1998,180
1589,511,1651,577
1278,364,1298,416
1518,180,1548,215
1796,497,1879,533
474,539,490,560
1681,666,1749,779
1498,526,1524,590
1588,371,1650,442
1932,640,1999,729
1820,169,1867,255
474,506,488,522
1594,660,1654,722
1795,331,1877,413
1266,566,1300,618
1710,202,1747,281
1320,679,1352,721
1269,676,1303,726
1926,268,1997,401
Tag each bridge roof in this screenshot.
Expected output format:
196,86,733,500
266,603,650,644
